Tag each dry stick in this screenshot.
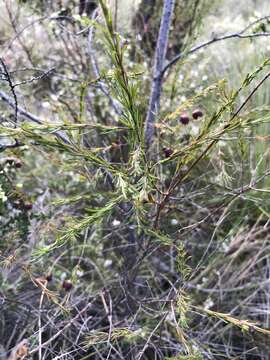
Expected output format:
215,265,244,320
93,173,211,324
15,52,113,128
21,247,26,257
153,70,270,228
0,90,42,125
2,15,83,57
136,313,168,360
0,90,70,144
29,299,95,356
162,31,270,76
0,139,22,151
4,0,35,66
144,0,175,149
2,16,47,54
241,15,270,33
13,68,55,87
0,58,18,124
38,281,48,360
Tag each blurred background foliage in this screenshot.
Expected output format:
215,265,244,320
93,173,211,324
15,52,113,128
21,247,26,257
1,0,270,359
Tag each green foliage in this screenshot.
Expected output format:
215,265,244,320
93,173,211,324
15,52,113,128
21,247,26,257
1,0,270,359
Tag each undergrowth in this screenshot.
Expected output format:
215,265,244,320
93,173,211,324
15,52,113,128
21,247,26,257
1,1,270,359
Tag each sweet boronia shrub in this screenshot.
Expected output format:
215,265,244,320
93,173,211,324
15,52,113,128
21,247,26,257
1,1,270,358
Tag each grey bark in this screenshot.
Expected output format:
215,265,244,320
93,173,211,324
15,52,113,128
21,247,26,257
144,0,175,149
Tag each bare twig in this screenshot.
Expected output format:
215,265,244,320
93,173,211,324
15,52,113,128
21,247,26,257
0,139,23,151
0,90,69,144
38,280,48,360
136,314,167,360
4,0,34,66
144,0,175,149
0,90,42,125
13,68,55,87
29,300,93,356
0,58,18,124
162,30,270,76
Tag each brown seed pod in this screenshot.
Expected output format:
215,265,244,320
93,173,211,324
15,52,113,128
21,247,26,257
192,109,204,120
13,200,24,209
46,273,53,282
180,113,190,125
15,161,22,168
163,147,173,158
114,139,123,147
4,157,22,168
23,202,33,211
62,280,73,291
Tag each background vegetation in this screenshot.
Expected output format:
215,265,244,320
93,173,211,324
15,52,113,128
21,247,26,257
1,0,270,359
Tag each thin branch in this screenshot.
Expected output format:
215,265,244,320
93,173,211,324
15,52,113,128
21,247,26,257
0,90,69,144
3,66,80,83
241,15,270,33
153,70,270,228
29,300,94,355
144,0,175,149
0,139,23,151
0,90,42,125
162,31,270,76
13,68,55,87
0,58,18,124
